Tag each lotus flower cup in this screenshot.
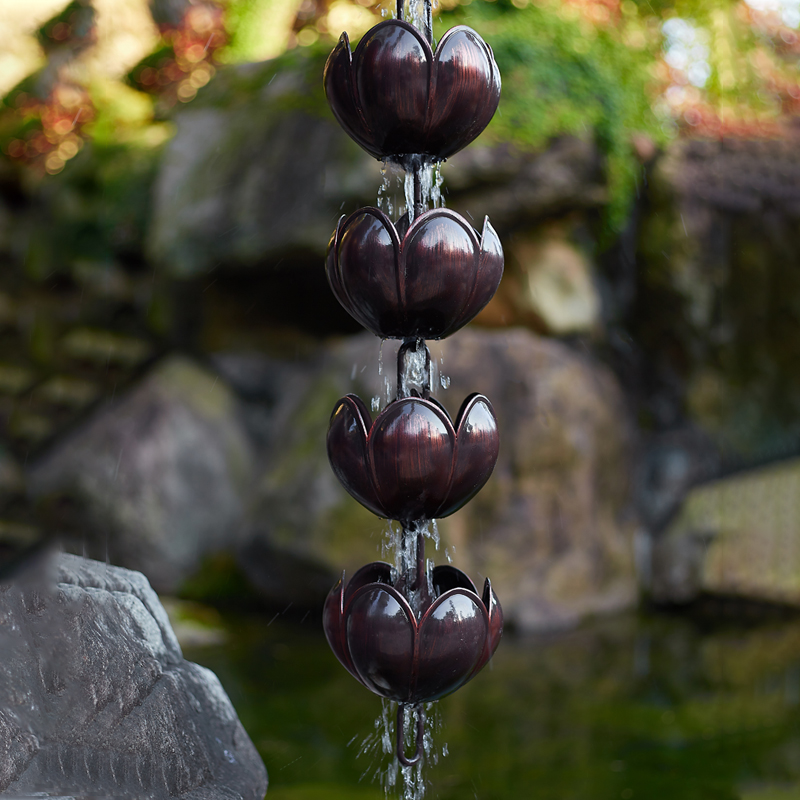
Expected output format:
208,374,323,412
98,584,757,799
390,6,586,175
324,19,501,163
327,392,499,524
327,207,504,340
324,560,503,704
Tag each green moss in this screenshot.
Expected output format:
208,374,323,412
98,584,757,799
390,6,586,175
179,551,261,605
439,0,666,240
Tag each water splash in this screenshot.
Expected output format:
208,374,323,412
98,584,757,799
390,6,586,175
378,163,395,218
380,519,441,605
429,519,440,552
373,340,394,412
431,163,444,209
406,0,426,33
357,699,447,800
399,344,429,397
402,164,446,224
404,171,416,225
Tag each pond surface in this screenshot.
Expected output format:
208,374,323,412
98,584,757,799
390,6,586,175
184,609,800,800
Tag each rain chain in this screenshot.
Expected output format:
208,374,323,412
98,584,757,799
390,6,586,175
321,0,505,770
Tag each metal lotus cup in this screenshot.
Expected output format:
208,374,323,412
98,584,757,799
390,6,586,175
327,391,499,524
326,206,504,340
321,0,504,777
323,559,503,705
324,19,501,163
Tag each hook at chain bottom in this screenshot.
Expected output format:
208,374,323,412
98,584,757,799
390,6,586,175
396,703,425,767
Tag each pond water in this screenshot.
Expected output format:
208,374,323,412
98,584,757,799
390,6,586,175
184,609,800,800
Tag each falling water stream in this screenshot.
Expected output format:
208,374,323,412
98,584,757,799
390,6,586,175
356,698,447,800
341,3,466,796
367,336,453,798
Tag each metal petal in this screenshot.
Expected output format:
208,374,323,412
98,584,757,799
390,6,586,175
325,216,349,313
437,393,499,517
323,33,375,155
353,21,431,157
369,397,456,522
468,216,505,321
432,564,478,597
327,395,386,517
346,584,416,702
482,576,504,663
428,26,501,160
414,588,488,702
322,573,361,681
401,209,481,339
332,208,403,336
343,561,394,608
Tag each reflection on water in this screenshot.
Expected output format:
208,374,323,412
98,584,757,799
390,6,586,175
184,610,800,800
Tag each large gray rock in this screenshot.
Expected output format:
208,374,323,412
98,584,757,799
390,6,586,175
0,552,267,799
27,357,256,594
147,60,376,278
650,458,800,607
238,328,638,631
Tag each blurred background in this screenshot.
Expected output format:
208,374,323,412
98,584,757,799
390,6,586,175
1,0,800,797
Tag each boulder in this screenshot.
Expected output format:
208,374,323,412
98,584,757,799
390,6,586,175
240,328,638,631
0,552,267,799
487,226,602,335
651,458,800,607
147,58,376,278
147,56,607,279
27,357,255,594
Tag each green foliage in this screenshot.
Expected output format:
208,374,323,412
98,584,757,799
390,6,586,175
440,0,666,238
222,0,302,62
190,42,331,116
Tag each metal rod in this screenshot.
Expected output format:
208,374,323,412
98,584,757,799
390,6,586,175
396,703,425,767
397,0,405,21
413,167,423,220
424,0,433,44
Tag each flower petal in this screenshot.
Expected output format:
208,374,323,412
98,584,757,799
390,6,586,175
401,209,481,339
415,589,488,702
437,394,499,517
343,561,393,607
334,208,403,336
328,395,385,517
432,564,478,596
467,216,504,319
346,584,416,702
428,26,501,160
324,33,375,155
369,398,455,522
322,573,361,681
325,217,349,312
482,576,504,662
353,21,431,156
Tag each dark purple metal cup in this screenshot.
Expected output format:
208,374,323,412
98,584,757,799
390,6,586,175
324,19,501,163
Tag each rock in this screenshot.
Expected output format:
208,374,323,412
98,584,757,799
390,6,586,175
615,136,800,473
0,552,267,799
240,328,638,631
27,357,255,594
147,58,376,278
493,227,602,335
147,57,607,279
445,136,607,230
651,458,800,607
